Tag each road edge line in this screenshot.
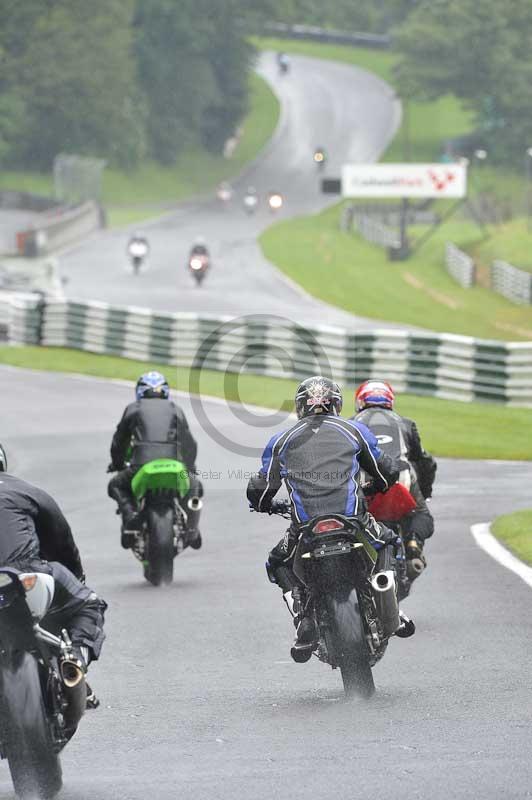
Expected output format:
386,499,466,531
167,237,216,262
471,522,532,589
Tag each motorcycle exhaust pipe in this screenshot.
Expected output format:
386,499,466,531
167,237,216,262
407,557,425,579
60,659,86,730
370,570,401,637
187,496,203,512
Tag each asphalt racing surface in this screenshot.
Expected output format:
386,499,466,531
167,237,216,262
60,52,404,330
1,366,531,800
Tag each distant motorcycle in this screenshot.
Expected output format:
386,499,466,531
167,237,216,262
0,567,87,799
243,189,259,215
313,148,327,170
127,237,149,275
268,502,412,698
118,459,202,586
268,192,284,213
217,182,233,206
188,252,209,285
277,52,290,75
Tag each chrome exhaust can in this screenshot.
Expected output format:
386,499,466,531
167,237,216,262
370,570,400,637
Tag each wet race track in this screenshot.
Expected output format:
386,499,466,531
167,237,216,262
59,52,404,330
0,367,531,799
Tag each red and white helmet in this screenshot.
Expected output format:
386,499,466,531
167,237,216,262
355,380,395,412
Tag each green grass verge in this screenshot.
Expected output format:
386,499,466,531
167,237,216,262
472,217,532,275
0,345,530,460
260,205,532,340
0,72,280,228
492,510,532,566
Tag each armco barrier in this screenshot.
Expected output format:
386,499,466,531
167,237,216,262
445,242,476,289
491,260,532,305
262,22,390,49
16,201,102,257
2,297,528,406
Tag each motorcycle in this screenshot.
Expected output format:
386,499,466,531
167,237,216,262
127,458,201,586
277,53,290,75
243,192,259,215
217,182,232,206
313,149,326,170
128,239,149,275
268,502,408,698
188,253,209,285
268,192,283,213
0,568,87,799
364,481,426,599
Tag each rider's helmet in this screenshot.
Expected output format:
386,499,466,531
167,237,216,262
295,376,343,419
0,443,7,472
135,371,170,401
355,380,395,412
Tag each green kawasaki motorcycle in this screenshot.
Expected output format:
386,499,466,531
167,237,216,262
129,459,200,586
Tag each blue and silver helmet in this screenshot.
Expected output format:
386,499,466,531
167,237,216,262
135,371,170,401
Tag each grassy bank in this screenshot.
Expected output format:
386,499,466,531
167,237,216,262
0,72,280,228
0,345,529,460
492,510,532,565
260,206,532,340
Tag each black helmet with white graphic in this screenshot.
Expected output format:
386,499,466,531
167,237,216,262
295,376,343,419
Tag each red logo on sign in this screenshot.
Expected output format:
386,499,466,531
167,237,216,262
427,169,456,192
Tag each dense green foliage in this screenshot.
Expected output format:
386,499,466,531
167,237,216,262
272,0,417,33
0,0,278,170
396,0,532,166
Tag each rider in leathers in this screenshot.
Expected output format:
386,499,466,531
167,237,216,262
353,380,436,574
0,445,106,682
107,371,202,549
247,376,414,662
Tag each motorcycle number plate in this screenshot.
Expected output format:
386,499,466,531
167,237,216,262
313,541,363,559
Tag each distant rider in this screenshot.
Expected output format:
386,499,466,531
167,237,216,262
0,444,106,693
247,376,414,663
190,237,209,259
107,371,202,550
127,231,150,256
352,380,436,574
277,51,290,73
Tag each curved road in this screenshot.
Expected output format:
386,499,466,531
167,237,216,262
60,52,402,330
0,366,531,799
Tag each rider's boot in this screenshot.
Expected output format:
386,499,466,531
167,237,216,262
120,503,141,549
284,590,318,663
395,610,416,639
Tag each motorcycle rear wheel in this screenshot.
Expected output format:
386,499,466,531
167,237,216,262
144,506,175,586
327,590,375,699
0,652,62,799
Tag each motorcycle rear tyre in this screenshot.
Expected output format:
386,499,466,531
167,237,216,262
1,652,62,799
327,590,375,699
145,506,175,586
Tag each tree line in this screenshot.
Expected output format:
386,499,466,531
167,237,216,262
1,0,529,172
0,0,278,171
395,0,532,166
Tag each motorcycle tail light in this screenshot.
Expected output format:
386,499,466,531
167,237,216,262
312,519,344,534
20,574,37,592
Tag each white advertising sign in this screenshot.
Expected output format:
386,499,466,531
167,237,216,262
342,163,467,199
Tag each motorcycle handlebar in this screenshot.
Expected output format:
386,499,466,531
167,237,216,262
268,500,291,516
